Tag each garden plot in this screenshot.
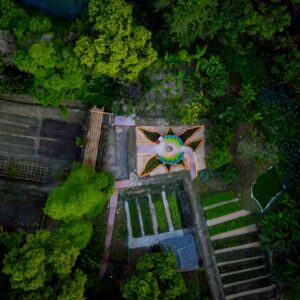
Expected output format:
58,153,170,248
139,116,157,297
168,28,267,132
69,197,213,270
201,191,276,300
124,189,184,248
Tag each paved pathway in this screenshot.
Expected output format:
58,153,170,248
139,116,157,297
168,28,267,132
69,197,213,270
136,198,145,236
148,193,158,234
113,115,135,126
161,190,174,232
203,198,239,210
214,242,261,255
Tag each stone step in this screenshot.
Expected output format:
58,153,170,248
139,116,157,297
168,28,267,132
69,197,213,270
225,284,276,300
214,242,261,255
221,265,266,277
203,198,239,210
207,210,251,227
210,224,257,241
217,255,263,267
223,274,271,288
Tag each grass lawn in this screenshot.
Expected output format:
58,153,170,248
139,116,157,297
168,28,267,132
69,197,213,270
167,192,182,229
138,197,154,235
152,193,169,232
205,201,242,220
201,191,236,207
209,215,255,236
252,167,282,208
127,199,141,238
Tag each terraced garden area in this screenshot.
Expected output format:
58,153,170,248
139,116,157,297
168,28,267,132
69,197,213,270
125,189,183,241
201,191,276,300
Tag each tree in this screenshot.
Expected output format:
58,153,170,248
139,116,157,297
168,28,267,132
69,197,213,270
75,0,157,81
122,252,186,300
44,165,115,221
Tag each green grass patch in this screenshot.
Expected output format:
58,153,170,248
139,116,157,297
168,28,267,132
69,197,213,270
219,257,264,273
252,167,282,208
212,232,258,250
168,192,182,229
221,267,267,284
205,201,242,220
138,197,154,235
152,193,169,233
209,215,255,236
201,191,235,207
128,199,141,238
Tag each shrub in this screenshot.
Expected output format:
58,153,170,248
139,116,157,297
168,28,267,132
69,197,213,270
206,147,232,170
214,164,240,183
44,164,114,221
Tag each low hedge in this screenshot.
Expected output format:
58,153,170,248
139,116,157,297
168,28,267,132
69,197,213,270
168,192,182,229
209,215,255,236
152,194,169,233
201,191,235,207
205,201,242,220
128,199,141,238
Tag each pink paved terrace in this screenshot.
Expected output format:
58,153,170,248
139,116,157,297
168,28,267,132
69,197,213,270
136,126,206,180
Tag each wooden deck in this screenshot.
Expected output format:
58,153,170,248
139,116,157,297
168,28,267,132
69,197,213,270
83,106,105,169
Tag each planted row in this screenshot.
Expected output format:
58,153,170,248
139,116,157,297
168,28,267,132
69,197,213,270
138,197,154,235
216,247,262,263
209,215,255,236
212,232,258,250
205,201,242,220
128,199,141,238
219,257,264,274
201,191,235,207
167,192,182,229
224,277,270,295
152,194,169,233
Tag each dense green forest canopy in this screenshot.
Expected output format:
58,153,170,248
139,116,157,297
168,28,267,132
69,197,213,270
0,0,300,299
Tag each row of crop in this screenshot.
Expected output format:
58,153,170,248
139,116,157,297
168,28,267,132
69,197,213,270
139,197,154,235
167,192,182,230
201,191,235,207
218,256,264,274
209,215,255,236
152,194,169,232
205,201,242,220
128,198,141,238
212,232,258,250
215,247,262,263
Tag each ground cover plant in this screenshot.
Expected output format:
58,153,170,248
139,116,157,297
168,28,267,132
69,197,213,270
152,193,169,233
252,167,282,208
167,192,182,229
201,191,236,207
138,197,154,235
205,201,242,220
209,215,255,236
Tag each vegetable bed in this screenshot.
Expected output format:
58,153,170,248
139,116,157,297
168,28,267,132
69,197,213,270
168,192,182,229
252,167,282,208
219,257,264,274
201,191,235,207
152,193,169,232
216,247,262,262
209,215,255,236
205,201,242,220
128,199,141,238
221,267,268,285
138,197,154,235
212,232,258,250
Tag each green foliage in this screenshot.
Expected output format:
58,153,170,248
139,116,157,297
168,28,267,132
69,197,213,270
168,192,182,229
57,269,87,300
212,232,258,250
57,220,93,250
153,194,169,232
205,201,242,220
139,197,154,235
206,147,232,170
164,0,220,47
201,191,235,207
209,215,255,236
214,164,240,184
75,0,157,81
252,168,282,208
128,199,142,237
122,252,186,300
44,164,114,221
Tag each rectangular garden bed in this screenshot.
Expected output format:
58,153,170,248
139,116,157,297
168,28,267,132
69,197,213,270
127,198,141,238
167,192,182,230
201,191,235,207
138,197,154,236
152,193,169,233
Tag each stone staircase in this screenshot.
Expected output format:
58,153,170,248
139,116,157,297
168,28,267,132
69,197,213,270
202,192,277,300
